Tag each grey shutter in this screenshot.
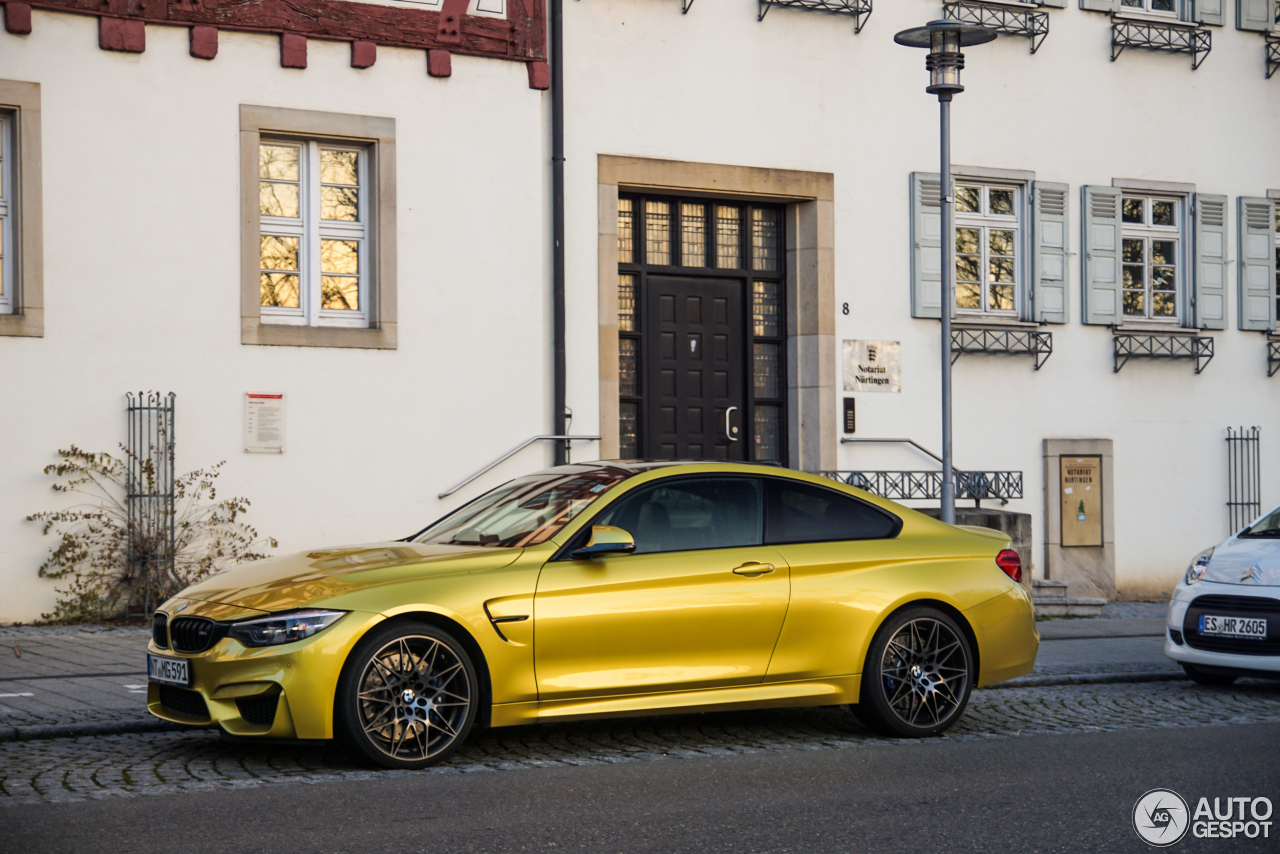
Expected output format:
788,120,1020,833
1238,197,1276,331
910,172,943,320
1082,185,1122,326
1032,182,1069,324
1079,0,1116,11
1237,0,1276,30
1193,0,1225,25
1192,194,1228,330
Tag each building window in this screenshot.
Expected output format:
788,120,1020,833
0,81,43,338
0,111,12,316
1275,205,1280,323
1120,0,1178,14
240,105,396,350
617,194,786,463
954,183,1021,316
259,140,368,327
1121,195,1181,321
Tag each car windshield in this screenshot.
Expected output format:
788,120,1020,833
414,468,633,548
1240,505,1280,538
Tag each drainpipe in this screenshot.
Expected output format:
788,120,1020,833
550,0,567,465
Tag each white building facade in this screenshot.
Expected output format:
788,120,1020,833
0,0,1277,621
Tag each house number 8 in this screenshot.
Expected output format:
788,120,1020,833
842,303,849,315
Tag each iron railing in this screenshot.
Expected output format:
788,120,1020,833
758,0,870,32
1268,38,1279,80
1270,340,1280,378
126,391,176,616
1113,332,1213,374
816,470,1023,504
944,1,1050,53
1226,426,1261,533
1111,20,1211,70
952,327,1053,370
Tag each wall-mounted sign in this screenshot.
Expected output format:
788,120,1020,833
246,393,285,454
843,340,901,393
1060,455,1102,547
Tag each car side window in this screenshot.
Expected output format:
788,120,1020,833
765,479,899,544
593,477,763,554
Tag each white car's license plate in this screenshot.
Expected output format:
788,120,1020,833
1199,614,1268,639
147,653,190,687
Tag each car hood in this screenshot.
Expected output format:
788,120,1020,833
174,542,524,613
1204,535,1280,586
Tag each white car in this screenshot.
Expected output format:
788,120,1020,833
1165,503,1280,685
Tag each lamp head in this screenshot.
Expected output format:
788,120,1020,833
893,20,996,98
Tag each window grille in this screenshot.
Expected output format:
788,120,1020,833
126,392,176,616
757,0,871,32
944,1,1050,53
1111,19,1212,68
1226,426,1261,533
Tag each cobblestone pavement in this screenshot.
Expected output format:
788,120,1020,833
3,678,1278,807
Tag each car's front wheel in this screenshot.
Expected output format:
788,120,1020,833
1181,663,1238,687
335,621,479,769
857,606,974,738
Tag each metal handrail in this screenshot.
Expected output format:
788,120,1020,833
438,434,602,498
839,437,944,465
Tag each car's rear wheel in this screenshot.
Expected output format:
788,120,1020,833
1181,663,1238,687
335,621,478,769
857,606,974,738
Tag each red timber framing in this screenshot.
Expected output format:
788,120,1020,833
0,0,547,84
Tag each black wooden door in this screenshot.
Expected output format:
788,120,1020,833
643,277,745,460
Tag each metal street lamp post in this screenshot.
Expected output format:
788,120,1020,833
893,20,996,526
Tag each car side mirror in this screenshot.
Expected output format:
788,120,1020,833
570,525,636,560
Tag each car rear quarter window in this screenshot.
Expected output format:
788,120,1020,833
765,479,899,544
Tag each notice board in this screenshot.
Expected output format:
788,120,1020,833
1060,455,1102,547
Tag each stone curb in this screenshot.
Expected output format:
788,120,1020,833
0,718,199,743
981,671,1187,690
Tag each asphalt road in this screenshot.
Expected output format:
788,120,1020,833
7,721,1278,854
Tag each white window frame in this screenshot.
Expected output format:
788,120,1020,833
259,138,369,329
954,181,1024,318
0,111,12,316
1118,0,1181,17
1274,204,1280,324
1121,194,1184,324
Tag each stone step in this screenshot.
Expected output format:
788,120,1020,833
1032,579,1070,603
1034,597,1108,618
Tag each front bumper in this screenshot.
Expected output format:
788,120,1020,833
147,609,382,739
1164,582,1280,677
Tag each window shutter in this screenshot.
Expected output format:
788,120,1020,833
1079,0,1116,12
1237,0,1276,30
1193,0,1225,25
1192,193,1227,330
1082,185,1122,326
1238,197,1276,331
910,172,943,320
1032,182,1069,324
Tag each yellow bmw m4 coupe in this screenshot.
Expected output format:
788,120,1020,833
146,462,1038,769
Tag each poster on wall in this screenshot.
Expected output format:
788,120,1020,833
246,393,285,454
1060,456,1102,547
843,340,901,393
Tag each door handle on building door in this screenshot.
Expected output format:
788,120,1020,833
725,406,739,442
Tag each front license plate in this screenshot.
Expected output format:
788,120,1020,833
147,653,190,687
1199,614,1268,639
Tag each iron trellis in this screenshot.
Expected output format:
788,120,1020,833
1226,427,1261,534
1113,333,1213,374
951,327,1054,370
758,0,870,32
815,470,1023,506
1270,340,1280,378
1269,39,1280,80
125,391,176,617
943,1,1049,54
1111,20,1211,70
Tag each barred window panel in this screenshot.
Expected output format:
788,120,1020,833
752,281,780,337
259,139,369,328
619,337,638,396
618,198,634,264
954,183,1021,317
754,406,781,462
1120,195,1181,322
754,342,781,399
751,208,780,272
619,401,639,460
618,274,637,332
0,112,11,316
716,205,741,269
681,203,707,267
646,200,671,266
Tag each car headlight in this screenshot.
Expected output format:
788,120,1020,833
1184,547,1214,585
227,610,348,648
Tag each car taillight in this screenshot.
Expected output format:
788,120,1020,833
996,549,1022,583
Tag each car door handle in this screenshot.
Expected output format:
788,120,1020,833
732,562,775,576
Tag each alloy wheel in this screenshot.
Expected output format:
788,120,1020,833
355,634,473,763
878,616,970,730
